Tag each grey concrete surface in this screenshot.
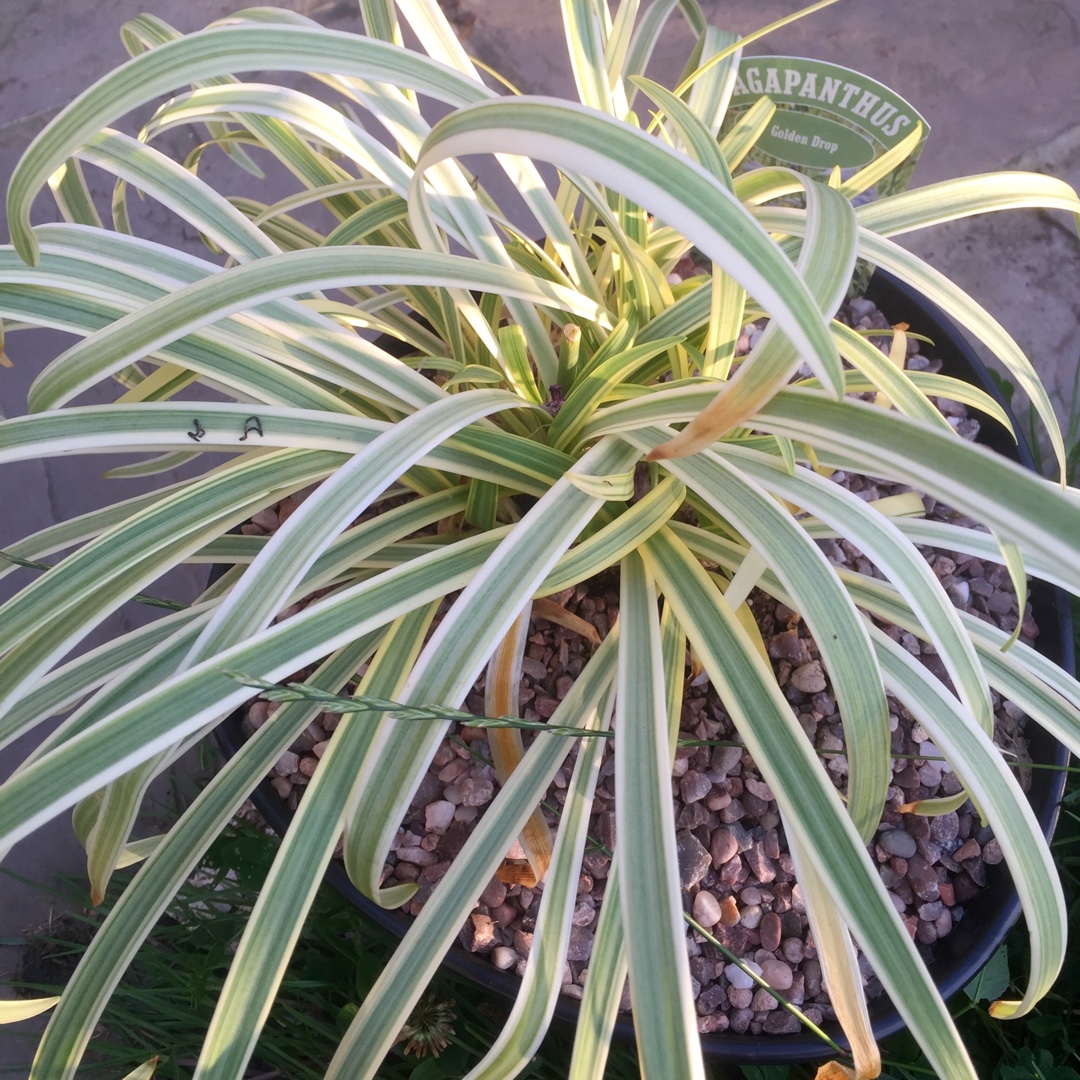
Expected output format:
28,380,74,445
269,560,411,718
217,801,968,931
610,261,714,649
1,0,1079,1073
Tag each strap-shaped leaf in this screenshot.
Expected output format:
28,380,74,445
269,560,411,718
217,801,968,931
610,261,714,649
839,570,1080,759
0,603,205,756
562,0,616,113
856,171,1080,237
717,441,994,735
0,449,333,667
383,0,601,303
624,427,889,839
483,607,554,889
616,552,706,1079
463,685,614,1079
77,129,280,260
586,387,1080,603
326,635,621,1080
0,401,573,494
0,530,510,852
28,638,382,1080
27,245,605,412
872,627,1065,1019
643,527,977,1080
756,207,1068,478
786,829,879,1080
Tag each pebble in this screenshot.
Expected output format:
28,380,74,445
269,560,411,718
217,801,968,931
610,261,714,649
424,801,456,834
464,914,496,952
781,938,804,964
480,878,507,908
954,838,981,862
710,828,739,867
768,630,811,665
878,827,917,858
720,895,740,926
459,777,495,807
929,812,960,844
711,745,743,776
725,961,760,990
790,660,827,694
680,770,713,804
744,843,776,884
692,890,723,928
566,926,594,962
760,959,793,991
274,750,300,776
740,904,763,930
492,947,518,970
760,912,782,952
676,832,713,889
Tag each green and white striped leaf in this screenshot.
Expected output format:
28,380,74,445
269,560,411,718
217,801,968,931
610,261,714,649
28,638,382,1080
28,246,605,412
755,206,1068,477
872,627,1065,1018
624,427,889,839
326,635,621,1080
856,171,1080,238
463,685,614,1079
616,552,705,1079
643,526,977,1080
716,441,994,735
412,97,841,394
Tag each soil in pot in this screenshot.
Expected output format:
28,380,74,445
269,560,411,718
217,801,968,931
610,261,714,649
229,288,1062,1043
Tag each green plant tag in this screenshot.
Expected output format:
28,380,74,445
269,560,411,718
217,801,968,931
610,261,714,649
722,57,929,201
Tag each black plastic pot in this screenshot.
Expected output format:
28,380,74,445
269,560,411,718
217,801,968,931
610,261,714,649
215,267,1073,1065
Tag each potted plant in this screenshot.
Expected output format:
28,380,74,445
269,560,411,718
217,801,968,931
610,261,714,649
2,2,1080,1078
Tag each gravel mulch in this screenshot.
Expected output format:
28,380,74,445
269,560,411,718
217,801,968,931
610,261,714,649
238,294,1037,1036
